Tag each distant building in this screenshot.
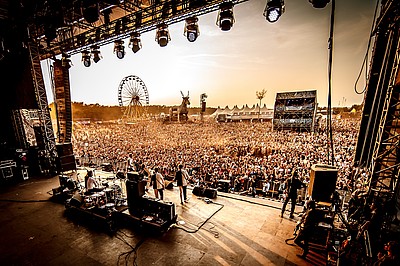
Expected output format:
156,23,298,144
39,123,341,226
211,104,274,122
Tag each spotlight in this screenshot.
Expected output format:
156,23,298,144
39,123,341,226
184,17,200,42
61,53,72,69
155,23,170,47
90,45,102,63
129,32,142,53
82,50,91,67
113,40,125,59
216,2,235,31
263,0,285,23
309,0,330,8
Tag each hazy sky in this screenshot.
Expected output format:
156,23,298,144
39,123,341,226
42,0,377,108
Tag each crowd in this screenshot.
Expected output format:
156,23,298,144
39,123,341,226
71,118,400,265
72,118,360,200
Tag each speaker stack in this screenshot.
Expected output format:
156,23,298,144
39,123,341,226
126,179,147,214
308,164,338,203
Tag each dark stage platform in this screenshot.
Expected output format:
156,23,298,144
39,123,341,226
0,171,325,266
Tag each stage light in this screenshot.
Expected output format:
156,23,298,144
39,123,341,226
216,2,235,31
263,0,285,23
129,32,142,53
90,45,102,63
61,53,72,69
82,50,91,67
309,0,330,8
184,17,200,42
155,23,170,47
113,40,125,59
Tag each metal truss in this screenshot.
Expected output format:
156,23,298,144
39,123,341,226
360,0,400,222
31,0,248,59
27,39,58,164
273,90,317,132
369,37,400,201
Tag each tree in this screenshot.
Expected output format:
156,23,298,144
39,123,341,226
256,89,267,120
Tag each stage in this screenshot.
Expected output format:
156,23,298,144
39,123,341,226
0,169,325,266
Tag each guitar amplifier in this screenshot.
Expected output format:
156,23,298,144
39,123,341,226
143,198,176,223
158,201,176,222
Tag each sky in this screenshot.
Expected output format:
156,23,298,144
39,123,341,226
41,0,377,109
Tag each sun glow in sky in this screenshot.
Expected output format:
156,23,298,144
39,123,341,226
42,0,377,108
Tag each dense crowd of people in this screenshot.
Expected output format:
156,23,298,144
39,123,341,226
72,117,400,264
72,118,361,200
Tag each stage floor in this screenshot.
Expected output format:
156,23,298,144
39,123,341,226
0,170,326,266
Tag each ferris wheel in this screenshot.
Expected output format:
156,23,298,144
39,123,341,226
118,75,149,120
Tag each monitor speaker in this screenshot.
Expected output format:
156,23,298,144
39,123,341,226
192,186,205,196
308,164,338,202
204,188,217,199
217,180,230,193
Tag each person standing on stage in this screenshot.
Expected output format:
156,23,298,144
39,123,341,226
281,170,304,218
175,164,189,204
127,153,134,172
150,169,158,199
154,167,165,200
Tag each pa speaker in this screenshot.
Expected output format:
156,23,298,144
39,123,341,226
308,164,338,202
204,188,217,199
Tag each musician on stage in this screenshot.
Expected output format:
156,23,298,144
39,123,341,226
85,170,102,193
281,170,304,218
154,167,165,200
175,164,190,204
